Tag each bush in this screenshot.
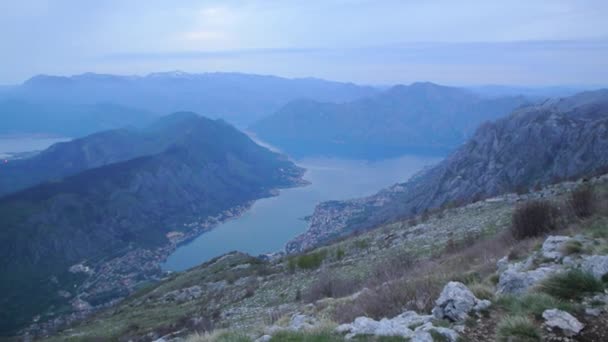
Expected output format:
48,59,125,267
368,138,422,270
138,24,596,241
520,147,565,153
304,271,360,302
569,185,595,218
559,240,584,255
539,269,604,300
333,277,440,323
496,293,574,319
468,283,495,300
369,249,414,285
511,200,560,240
335,248,345,260
297,251,327,270
496,315,541,342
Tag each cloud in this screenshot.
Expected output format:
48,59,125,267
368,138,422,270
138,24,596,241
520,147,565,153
1,0,608,84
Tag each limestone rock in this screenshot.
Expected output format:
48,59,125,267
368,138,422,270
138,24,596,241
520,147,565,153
541,236,572,260
581,255,608,279
496,256,509,273
411,330,433,342
542,309,584,336
497,265,560,294
432,282,490,322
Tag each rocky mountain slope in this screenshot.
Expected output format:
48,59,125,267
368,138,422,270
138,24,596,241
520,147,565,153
286,90,608,253
0,113,305,336
40,171,608,341
250,82,530,158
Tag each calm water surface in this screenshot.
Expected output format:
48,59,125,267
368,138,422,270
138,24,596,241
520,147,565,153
162,155,440,271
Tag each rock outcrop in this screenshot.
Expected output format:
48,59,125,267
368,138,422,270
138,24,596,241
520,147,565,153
336,311,458,341
432,282,491,322
543,309,585,336
581,255,608,280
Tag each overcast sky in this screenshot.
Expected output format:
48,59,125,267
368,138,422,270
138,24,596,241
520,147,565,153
1,0,607,85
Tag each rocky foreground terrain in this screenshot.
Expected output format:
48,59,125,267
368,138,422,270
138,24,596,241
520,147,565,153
38,172,608,341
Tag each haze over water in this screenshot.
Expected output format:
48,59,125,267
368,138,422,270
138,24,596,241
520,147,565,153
162,155,439,271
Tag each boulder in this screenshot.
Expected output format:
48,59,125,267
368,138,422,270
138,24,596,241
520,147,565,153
337,316,413,339
496,256,509,273
432,282,490,322
416,322,459,342
411,330,433,342
391,311,433,328
337,311,459,340
542,309,584,336
497,265,560,294
581,255,608,279
541,236,572,260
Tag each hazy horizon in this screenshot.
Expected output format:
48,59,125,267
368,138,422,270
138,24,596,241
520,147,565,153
1,1,608,86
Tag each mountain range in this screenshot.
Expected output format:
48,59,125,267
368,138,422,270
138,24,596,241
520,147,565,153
0,112,304,335
250,82,531,158
286,89,608,252
0,72,377,136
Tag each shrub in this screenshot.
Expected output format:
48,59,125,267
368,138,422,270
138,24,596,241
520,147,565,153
354,239,370,250
287,257,297,273
539,269,604,300
511,200,560,240
297,251,327,270
559,240,584,256
333,277,440,323
586,217,608,238
468,283,495,300
496,293,574,319
369,249,414,285
569,185,595,219
496,315,542,342
335,248,345,260
304,271,360,302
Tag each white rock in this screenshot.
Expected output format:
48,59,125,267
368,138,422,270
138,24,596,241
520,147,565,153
541,236,572,260
411,330,433,342
392,311,433,327
496,256,509,273
585,308,602,317
415,322,459,342
542,309,584,336
432,282,490,322
497,265,560,294
474,299,492,312
581,255,608,279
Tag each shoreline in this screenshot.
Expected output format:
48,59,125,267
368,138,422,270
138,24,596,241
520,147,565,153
23,172,310,338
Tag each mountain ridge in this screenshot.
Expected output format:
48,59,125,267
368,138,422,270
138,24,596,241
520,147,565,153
250,82,531,159
286,89,608,253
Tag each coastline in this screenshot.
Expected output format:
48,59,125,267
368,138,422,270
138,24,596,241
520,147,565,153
23,170,310,338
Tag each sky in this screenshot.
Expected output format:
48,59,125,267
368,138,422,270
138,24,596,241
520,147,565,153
1,0,607,86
